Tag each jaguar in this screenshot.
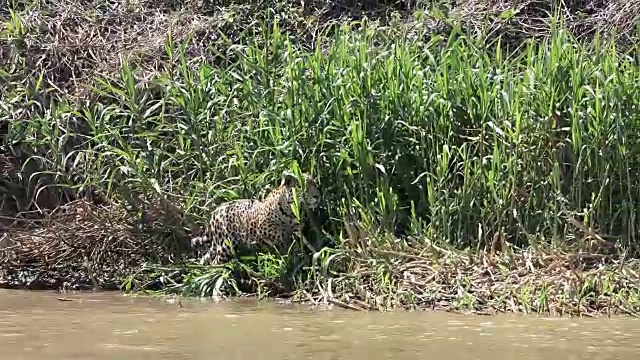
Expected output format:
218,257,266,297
192,172,321,265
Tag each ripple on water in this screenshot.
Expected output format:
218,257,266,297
1,290,639,360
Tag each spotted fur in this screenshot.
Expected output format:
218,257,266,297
194,172,321,265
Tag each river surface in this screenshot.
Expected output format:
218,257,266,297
0,289,638,359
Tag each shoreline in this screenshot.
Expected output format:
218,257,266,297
2,1,639,320
3,237,638,317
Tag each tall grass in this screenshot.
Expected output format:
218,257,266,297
4,19,639,257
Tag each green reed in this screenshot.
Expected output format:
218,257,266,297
4,19,639,255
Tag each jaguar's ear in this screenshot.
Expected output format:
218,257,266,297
281,171,298,187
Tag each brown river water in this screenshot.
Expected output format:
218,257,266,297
0,289,638,360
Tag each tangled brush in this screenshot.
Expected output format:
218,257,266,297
0,198,188,290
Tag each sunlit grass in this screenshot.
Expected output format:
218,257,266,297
2,15,639,314
8,20,638,246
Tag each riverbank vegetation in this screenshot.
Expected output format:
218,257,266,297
1,0,639,317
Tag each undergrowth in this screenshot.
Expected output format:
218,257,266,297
1,1,639,316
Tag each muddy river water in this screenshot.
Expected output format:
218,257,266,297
0,289,638,360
